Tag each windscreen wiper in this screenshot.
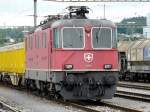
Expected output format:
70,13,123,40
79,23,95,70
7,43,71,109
96,24,102,44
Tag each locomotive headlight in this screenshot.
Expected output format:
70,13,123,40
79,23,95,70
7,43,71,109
104,64,112,69
64,64,73,70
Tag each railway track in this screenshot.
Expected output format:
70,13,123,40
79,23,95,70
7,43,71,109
100,101,142,112
116,81,150,103
118,81,150,90
115,90,150,102
0,98,21,112
57,99,143,112
61,82,150,112
0,82,144,112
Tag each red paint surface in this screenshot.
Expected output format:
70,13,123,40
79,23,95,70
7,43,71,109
52,50,118,70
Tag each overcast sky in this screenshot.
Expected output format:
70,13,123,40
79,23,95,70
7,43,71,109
0,0,150,26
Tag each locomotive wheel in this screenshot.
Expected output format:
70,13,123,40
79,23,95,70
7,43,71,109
54,94,59,100
0,74,3,82
63,98,68,102
93,99,101,102
54,93,61,100
96,99,101,102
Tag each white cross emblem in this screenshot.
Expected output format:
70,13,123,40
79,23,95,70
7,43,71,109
84,53,93,63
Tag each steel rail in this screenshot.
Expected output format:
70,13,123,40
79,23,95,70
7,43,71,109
57,100,143,112
0,99,22,112
58,100,102,112
115,90,150,102
101,102,142,112
118,82,150,91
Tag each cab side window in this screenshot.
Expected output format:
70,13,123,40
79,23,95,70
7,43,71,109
42,32,47,48
53,28,59,48
112,29,117,48
35,33,39,48
28,35,32,50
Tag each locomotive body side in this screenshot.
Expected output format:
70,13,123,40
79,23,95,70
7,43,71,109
25,19,118,100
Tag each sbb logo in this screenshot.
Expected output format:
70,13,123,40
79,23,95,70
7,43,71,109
84,53,93,63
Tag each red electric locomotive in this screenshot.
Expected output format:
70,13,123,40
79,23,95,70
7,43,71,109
25,6,118,100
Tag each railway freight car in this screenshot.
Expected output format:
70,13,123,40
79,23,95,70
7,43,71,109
0,6,119,100
0,42,25,85
118,39,150,82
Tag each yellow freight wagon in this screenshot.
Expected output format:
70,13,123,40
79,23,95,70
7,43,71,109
0,42,25,85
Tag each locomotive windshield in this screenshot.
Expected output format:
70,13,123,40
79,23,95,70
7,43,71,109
62,28,84,48
92,27,112,48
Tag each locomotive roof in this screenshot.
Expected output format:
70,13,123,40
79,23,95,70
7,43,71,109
51,19,116,28
29,19,116,33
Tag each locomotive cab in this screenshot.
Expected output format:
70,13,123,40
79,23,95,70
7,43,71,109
50,19,118,100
